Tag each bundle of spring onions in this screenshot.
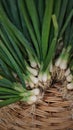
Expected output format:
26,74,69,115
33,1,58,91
0,0,73,107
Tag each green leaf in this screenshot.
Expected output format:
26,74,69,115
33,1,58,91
43,15,58,71
60,9,73,37
0,6,38,63
0,27,26,72
0,97,22,107
58,0,68,31
6,0,21,30
25,0,41,45
0,48,14,70
0,40,26,88
0,95,19,99
1,0,13,21
54,0,61,20
18,0,40,59
42,0,54,59
38,0,44,25
18,1,31,41
0,78,13,88
0,59,14,80
0,87,19,95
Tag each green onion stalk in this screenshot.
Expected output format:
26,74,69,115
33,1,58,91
55,17,73,89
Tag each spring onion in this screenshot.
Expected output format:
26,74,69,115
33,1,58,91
26,66,38,76
66,74,73,82
65,68,70,76
67,81,73,90
27,95,37,104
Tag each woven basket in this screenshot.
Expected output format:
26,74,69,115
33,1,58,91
0,83,73,130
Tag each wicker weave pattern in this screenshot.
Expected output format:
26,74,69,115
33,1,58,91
0,85,73,130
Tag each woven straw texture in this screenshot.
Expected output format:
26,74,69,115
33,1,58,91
0,83,73,130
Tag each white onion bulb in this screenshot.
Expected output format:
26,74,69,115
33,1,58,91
30,75,38,84
55,58,61,67
42,73,47,82
27,67,38,76
60,60,67,70
38,73,42,81
29,82,34,88
27,95,37,104
67,83,73,90
65,68,70,76
66,74,73,82
31,88,40,96
50,64,53,72
30,61,37,68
